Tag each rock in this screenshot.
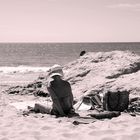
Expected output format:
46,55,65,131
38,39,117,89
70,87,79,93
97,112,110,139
63,51,140,98
5,80,49,97
5,86,24,94
5,51,140,99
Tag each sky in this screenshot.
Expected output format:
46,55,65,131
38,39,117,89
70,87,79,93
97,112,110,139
0,0,140,42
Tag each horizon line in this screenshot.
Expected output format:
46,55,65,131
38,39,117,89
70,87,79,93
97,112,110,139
0,41,140,44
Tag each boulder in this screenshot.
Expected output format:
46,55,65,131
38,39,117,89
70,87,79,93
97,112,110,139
63,51,140,98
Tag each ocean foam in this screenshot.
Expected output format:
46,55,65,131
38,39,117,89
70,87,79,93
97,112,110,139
0,66,50,73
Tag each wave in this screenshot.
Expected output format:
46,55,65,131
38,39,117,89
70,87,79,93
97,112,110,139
0,66,50,73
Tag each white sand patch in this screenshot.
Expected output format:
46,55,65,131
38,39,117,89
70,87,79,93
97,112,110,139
10,101,52,111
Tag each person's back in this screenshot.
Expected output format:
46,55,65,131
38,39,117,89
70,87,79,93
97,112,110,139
47,78,74,115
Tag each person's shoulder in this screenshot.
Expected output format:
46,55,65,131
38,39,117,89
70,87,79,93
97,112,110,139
62,80,70,86
47,78,54,87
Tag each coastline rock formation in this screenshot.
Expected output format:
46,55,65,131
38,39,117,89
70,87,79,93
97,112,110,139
63,51,140,98
5,77,49,97
5,51,140,99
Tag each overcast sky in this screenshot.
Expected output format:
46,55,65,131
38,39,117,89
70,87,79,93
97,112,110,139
0,0,140,42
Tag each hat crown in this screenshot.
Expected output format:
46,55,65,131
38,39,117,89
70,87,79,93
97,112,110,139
50,64,62,73
49,64,63,77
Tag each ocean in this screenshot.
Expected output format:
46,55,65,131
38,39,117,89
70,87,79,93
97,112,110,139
0,42,140,73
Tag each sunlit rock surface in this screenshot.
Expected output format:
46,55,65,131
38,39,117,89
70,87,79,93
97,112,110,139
64,51,140,98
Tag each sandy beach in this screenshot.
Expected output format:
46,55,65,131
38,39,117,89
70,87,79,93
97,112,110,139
1,80,140,140
0,51,140,140
1,0,140,138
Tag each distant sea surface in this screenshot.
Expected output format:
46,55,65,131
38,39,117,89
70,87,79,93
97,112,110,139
0,42,140,69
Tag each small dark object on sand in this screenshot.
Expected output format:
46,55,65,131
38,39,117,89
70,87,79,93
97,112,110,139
73,121,89,125
72,116,95,125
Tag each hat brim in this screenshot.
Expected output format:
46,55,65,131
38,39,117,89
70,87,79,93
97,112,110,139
49,73,62,78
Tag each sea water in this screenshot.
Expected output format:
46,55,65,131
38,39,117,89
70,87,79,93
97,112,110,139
0,42,140,73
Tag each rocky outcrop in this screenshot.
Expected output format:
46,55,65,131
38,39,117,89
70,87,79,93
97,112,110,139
63,51,140,98
5,76,49,97
5,51,140,99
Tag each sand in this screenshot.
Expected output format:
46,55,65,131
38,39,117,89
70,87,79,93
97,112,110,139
1,51,140,140
0,72,140,140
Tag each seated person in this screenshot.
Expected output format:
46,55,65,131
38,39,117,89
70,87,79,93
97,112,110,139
33,64,78,117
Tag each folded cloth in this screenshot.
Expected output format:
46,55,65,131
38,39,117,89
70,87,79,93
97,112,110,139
88,111,121,119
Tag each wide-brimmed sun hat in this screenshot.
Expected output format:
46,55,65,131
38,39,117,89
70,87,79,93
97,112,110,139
49,64,64,78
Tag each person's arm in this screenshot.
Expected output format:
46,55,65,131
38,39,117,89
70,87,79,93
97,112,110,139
47,86,66,116
66,82,79,117
67,82,74,106
70,91,74,107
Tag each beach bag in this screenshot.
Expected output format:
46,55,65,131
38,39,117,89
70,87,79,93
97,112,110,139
103,91,129,112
